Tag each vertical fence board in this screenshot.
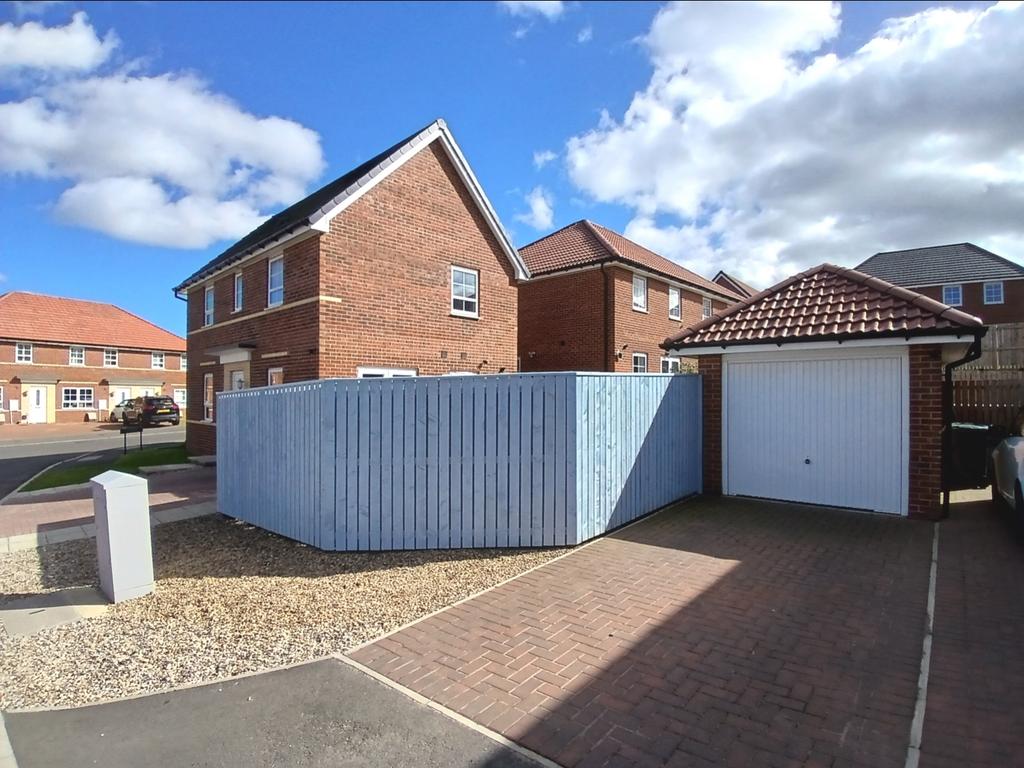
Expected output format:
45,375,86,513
217,373,700,551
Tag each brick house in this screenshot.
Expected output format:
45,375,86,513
662,264,986,520
856,243,1024,325
0,291,186,424
712,270,758,299
517,220,740,374
173,120,529,456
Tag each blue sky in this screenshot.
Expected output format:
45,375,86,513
0,1,1017,336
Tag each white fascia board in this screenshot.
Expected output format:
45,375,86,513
624,264,737,303
666,334,975,357
307,120,530,281
184,227,317,294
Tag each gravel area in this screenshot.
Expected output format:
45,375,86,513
0,516,566,710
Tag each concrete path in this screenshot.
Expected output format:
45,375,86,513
4,658,541,768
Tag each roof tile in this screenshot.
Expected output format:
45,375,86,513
663,264,983,350
0,292,184,351
855,243,1024,286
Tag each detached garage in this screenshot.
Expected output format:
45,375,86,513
662,264,985,519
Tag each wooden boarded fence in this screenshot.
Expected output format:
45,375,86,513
216,373,701,551
953,377,1024,429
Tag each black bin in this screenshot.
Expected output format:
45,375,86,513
948,422,998,490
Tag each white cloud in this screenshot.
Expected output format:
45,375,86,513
498,1,565,20
0,15,324,250
11,1,66,19
515,186,555,230
577,25,593,44
533,149,557,169
0,11,117,71
566,0,1024,287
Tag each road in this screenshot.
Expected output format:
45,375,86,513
0,425,185,499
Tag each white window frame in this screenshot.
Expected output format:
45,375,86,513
15,342,32,363
632,274,647,312
61,387,94,410
267,367,284,387
668,286,681,320
702,297,714,319
173,388,187,406
983,281,1004,305
204,285,214,326
203,373,214,422
69,346,85,366
661,357,681,374
103,348,118,367
632,352,648,373
942,284,963,307
450,265,479,319
151,352,165,370
267,256,284,307
180,354,187,372
356,367,418,378
233,272,244,312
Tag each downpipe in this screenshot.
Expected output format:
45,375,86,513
941,333,985,519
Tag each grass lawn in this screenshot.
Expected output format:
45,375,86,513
20,443,189,492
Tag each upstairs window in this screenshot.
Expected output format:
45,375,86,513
104,348,118,367
152,352,165,370
983,281,1004,305
668,286,681,320
69,346,85,366
267,256,284,307
15,342,32,363
180,354,188,371
632,275,647,311
204,285,214,326
702,297,714,319
632,352,648,373
451,266,479,318
234,273,244,312
942,284,963,307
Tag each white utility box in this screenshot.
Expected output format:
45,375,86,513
91,470,154,603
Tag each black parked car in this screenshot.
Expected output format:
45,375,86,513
123,396,180,426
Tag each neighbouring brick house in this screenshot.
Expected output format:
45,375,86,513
662,264,985,520
712,270,759,299
856,243,1024,325
174,119,528,456
517,220,740,374
0,291,186,424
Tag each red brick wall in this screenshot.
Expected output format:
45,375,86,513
518,268,608,372
184,234,321,455
0,340,185,423
909,344,944,520
608,266,727,373
317,142,517,377
698,355,722,495
916,280,1024,324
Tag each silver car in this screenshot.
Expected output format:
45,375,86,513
109,399,133,422
992,430,1024,528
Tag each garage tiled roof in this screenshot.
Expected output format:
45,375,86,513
0,292,185,351
663,264,983,351
855,243,1024,287
520,220,741,300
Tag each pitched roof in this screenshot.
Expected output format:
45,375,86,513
519,220,741,301
663,264,983,351
174,119,528,292
855,243,1024,287
0,292,185,351
713,270,759,299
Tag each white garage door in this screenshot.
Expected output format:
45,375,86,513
723,348,908,515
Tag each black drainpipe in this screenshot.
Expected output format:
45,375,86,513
941,332,985,518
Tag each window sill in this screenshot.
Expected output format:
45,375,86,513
632,306,648,314
450,310,479,320
669,314,681,322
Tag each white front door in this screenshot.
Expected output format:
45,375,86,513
723,348,908,515
25,386,47,424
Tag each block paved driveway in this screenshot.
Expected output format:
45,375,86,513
352,496,940,768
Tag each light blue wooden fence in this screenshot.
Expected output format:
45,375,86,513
217,373,700,551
